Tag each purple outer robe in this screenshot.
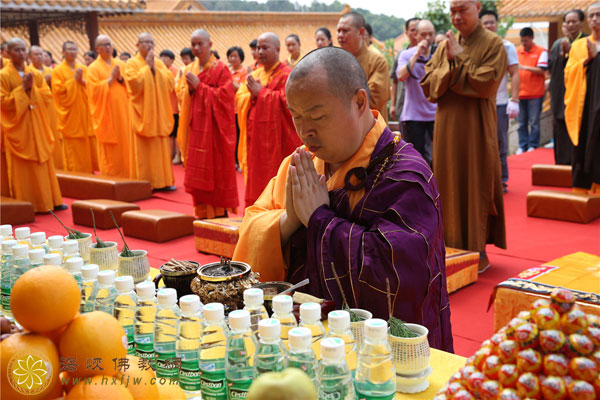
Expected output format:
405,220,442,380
287,127,454,352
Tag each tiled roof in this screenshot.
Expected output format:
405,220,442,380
1,10,342,69
499,0,595,20
0,0,145,12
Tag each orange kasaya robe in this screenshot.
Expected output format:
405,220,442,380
40,64,63,170
183,55,239,219
124,53,174,189
87,57,131,178
52,60,98,173
175,58,200,164
235,61,300,208
1,63,62,211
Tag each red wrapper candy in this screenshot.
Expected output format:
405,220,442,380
498,340,518,364
561,308,588,334
540,376,567,400
454,389,475,400
481,339,492,350
531,298,551,313
517,372,541,399
446,381,465,397
499,388,521,400
567,333,594,356
466,371,486,396
480,380,501,400
506,317,528,339
491,332,507,349
567,380,595,400
534,307,560,330
550,288,575,314
587,313,600,328
569,357,598,382
592,377,600,399
482,355,502,380
473,348,492,371
517,348,543,373
587,326,600,346
460,365,477,385
448,372,462,385
433,393,448,400
592,350,600,365
539,329,566,353
515,322,539,348
543,353,570,376
498,364,519,388
517,310,533,322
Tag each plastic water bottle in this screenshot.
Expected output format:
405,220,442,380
199,302,228,400
29,249,45,268
0,225,13,240
65,257,83,287
254,318,286,375
299,302,326,359
114,276,138,355
134,281,157,364
176,295,203,397
1,240,17,320
43,253,62,267
319,337,354,400
47,235,64,260
327,310,358,373
288,327,318,383
14,227,31,248
243,288,268,337
354,319,396,400
94,270,118,314
11,245,31,287
62,240,80,265
225,309,257,398
81,264,99,313
154,288,181,378
30,232,48,253
271,294,297,349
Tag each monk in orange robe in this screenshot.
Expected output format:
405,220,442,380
124,33,175,190
1,38,63,212
87,35,131,178
52,41,98,173
177,30,239,219
236,32,301,208
175,52,200,165
28,45,62,170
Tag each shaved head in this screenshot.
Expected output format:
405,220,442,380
341,11,366,29
191,29,210,41
29,45,44,68
287,46,368,106
7,38,26,51
257,32,281,69
95,34,112,47
28,45,42,55
417,19,435,32
138,32,153,42
258,32,280,48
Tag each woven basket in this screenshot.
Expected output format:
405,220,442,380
389,323,430,376
65,233,92,263
89,241,119,272
119,250,150,283
349,309,372,351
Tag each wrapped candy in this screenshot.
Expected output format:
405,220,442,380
446,381,465,398
498,340,518,363
466,371,486,396
569,357,598,382
433,393,448,400
481,339,492,349
515,322,539,348
592,377,600,399
460,365,477,384
567,380,595,400
533,307,560,330
539,329,566,353
550,287,575,314
516,348,542,373
506,317,527,339
540,376,567,400
482,355,502,380
472,348,492,371
531,298,551,313
587,313,600,328
561,308,588,334
453,390,475,400
499,388,521,400
586,326,600,346
498,364,519,388
516,372,541,399
448,372,462,385
543,353,570,376
592,350,600,365
480,380,501,400
567,333,594,356
517,310,533,322
490,332,507,349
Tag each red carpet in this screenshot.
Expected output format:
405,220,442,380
13,149,600,357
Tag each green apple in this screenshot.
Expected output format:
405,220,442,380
247,367,317,400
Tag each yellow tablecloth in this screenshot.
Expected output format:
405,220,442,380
492,252,600,331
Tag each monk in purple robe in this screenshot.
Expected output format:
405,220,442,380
233,47,453,352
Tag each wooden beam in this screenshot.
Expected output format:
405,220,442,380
86,11,99,50
549,21,558,49
28,20,40,46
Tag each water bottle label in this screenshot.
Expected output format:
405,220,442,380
123,325,135,355
135,341,155,367
179,359,201,391
355,391,395,400
227,379,252,399
321,387,350,400
200,370,226,400
155,351,179,378
1,288,11,313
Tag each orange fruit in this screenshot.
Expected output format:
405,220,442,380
41,322,70,347
10,265,81,333
65,375,134,399
59,371,76,394
44,376,64,399
0,332,60,400
116,355,159,400
59,311,127,378
156,378,187,400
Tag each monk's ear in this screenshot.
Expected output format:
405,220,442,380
354,88,368,113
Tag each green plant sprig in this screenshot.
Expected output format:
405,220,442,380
388,316,419,338
109,210,134,257
49,210,86,239
90,208,107,248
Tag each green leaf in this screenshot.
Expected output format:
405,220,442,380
388,316,419,338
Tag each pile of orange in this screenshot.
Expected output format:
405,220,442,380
1,264,185,399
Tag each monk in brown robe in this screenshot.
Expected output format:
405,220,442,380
421,0,507,271
337,11,390,121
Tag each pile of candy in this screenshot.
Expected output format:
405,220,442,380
435,288,599,399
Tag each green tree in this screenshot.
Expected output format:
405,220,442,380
416,0,452,33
